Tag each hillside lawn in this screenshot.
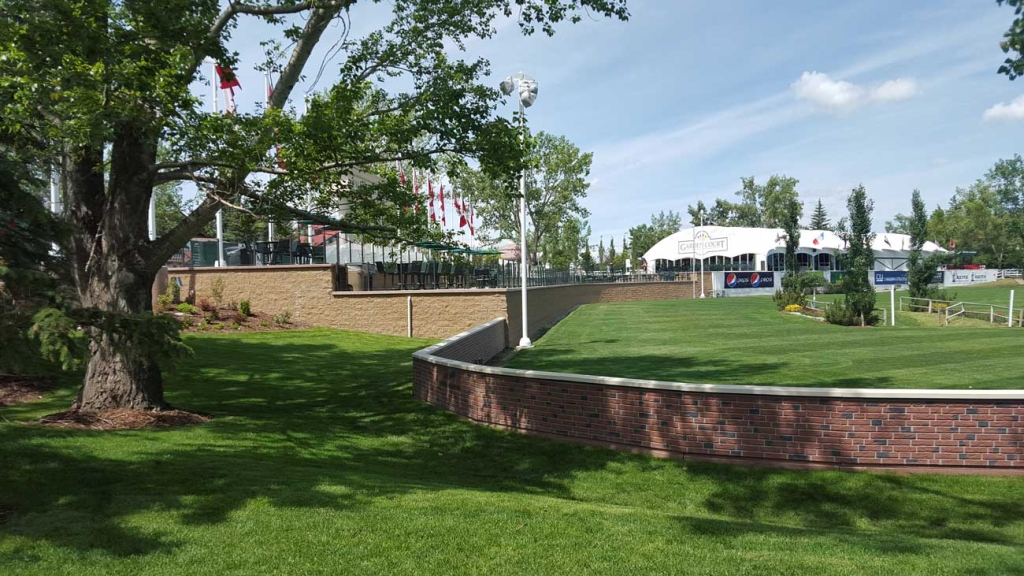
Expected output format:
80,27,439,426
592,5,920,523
506,284,1024,389
2,328,1024,574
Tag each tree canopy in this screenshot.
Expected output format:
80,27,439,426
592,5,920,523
0,0,629,411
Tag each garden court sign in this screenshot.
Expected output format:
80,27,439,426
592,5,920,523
678,230,728,255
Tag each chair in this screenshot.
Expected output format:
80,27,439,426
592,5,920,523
420,260,435,289
255,241,274,266
311,245,326,264
273,239,291,265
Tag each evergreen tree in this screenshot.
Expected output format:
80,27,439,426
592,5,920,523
598,237,605,265
810,199,830,229
907,190,934,299
773,194,805,309
842,185,877,326
608,237,617,266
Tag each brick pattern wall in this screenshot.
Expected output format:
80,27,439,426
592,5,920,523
414,360,1024,472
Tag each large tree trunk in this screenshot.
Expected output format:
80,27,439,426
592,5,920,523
67,123,167,412
76,263,165,411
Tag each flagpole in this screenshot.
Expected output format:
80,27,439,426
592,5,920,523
208,58,225,267
699,210,705,298
265,71,274,243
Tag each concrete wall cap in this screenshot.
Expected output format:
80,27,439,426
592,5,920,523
413,319,1024,401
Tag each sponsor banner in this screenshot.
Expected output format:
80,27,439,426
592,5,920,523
930,270,944,284
873,270,907,286
724,271,775,289
946,269,998,285
678,230,728,255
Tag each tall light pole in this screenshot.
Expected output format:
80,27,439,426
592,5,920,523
699,209,706,298
501,72,538,349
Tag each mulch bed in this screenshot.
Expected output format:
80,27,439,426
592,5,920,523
0,374,53,407
37,408,211,431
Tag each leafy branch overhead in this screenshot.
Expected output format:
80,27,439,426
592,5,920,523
0,0,630,412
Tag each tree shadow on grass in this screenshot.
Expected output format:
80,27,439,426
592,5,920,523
681,461,1024,543
0,334,629,558
1,332,1021,564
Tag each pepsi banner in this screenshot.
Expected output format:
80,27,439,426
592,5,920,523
873,270,907,286
724,271,775,289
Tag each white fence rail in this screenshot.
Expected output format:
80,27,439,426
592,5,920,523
805,299,887,325
898,296,1020,327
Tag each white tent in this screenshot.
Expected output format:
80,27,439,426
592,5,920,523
642,226,945,272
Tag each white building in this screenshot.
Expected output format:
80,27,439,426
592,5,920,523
641,226,946,273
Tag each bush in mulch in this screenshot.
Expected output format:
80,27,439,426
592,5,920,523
0,374,53,407
37,408,210,431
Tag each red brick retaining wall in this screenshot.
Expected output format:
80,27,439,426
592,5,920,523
413,320,1024,473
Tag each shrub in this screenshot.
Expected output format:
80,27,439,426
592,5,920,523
204,311,219,323
933,302,949,312
258,320,272,328
196,319,210,331
773,289,805,310
176,302,199,315
237,299,251,318
198,299,215,313
209,277,226,307
167,281,181,304
825,299,879,326
180,316,194,329
784,304,803,313
156,293,173,310
273,310,292,326
213,323,225,330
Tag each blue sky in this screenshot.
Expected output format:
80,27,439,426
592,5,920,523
214,0,1023,243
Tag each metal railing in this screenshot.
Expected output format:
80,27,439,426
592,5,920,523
803,299,887,325
898,296,1019,327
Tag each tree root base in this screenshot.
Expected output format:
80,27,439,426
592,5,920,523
37,408,210,430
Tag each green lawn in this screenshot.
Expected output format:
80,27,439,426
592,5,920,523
506,285,1024,389
3,329,1024,574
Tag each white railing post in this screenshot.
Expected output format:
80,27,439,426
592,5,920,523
1009,290,1015,327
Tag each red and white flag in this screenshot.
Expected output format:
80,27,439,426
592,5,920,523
428,178,436,223
215,64,241,114
457,192,467,229
412,171,420,214
438,184,446,226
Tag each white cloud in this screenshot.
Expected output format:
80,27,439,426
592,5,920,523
872,78,919,102
792,72,920,112
792,71,865,112
982,95,1024,123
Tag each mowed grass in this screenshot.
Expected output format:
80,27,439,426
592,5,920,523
506,284,1024,389
3,329,1024,575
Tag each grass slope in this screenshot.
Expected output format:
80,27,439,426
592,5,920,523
507,286,1024,389
2,329,1023,574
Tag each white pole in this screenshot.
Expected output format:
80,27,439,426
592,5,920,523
265,71,274,243
49,169,59,253
147,193,156,240
216,209,225,267
407,295,413,337
890,284,896,326
699,211,705,298
208,59,224,266
518,94,531,348
1010,290,1015,327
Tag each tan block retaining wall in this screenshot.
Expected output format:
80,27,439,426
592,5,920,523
167,266,708,341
